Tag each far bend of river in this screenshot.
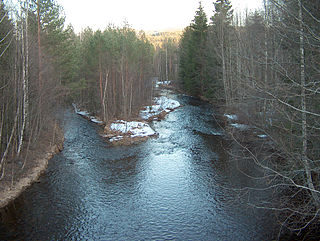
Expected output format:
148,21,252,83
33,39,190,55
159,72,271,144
0,90,274,240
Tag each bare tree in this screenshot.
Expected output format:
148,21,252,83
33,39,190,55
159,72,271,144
17,1,29,156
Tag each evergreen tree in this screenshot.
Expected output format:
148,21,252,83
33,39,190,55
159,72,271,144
210,0,233,104
179,2,208,96
72,25,154,120
211,0,233,26
179,26,195,93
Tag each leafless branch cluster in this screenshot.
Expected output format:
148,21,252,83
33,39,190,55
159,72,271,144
219,0,320,238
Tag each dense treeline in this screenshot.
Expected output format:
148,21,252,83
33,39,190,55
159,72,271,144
153,38,179,83
147,31,180,83
70,26,155,121
179,0,320,238
0,0,155,183
146,30,182,47
0,0,66,178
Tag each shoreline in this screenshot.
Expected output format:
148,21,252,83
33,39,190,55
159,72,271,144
75,87,181,146
0,127,64,209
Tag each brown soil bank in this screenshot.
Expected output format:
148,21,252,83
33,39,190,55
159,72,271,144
0,125,64,209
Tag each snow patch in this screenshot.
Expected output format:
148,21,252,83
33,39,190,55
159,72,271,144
194,129,223,136
258,134,268,138
109,120,157,139
90,117,104,124
76,110,90,117
109,136,124,142
230,123,250,130
211,131,223,136
73,103,104,124
155,96,180,110
140,96,180,120
224,114,238,121
156,80,171,88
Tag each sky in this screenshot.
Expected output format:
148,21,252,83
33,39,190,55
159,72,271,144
57,0,263,33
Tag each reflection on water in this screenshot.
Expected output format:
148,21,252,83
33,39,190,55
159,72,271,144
0,91,273,240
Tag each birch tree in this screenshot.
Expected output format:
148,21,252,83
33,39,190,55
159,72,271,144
17,0,29,155
210,0,233,105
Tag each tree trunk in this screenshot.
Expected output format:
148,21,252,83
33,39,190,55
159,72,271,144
129,77,133,117
121,56,126,118
165,44,168,81
0,105,20,180
102,70,109,122
18,2,29,155
36,0,42,137
221,22,229,105
299,0,319,206
99,57,103,112
112,67,116,117
263,0,269,118
37,0,42,92
0,105,4,152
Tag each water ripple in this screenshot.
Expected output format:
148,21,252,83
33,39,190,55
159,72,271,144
0,94,273,240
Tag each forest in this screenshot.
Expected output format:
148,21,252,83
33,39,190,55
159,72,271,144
0,0,320,239
178,0,320,238
0,0,156,169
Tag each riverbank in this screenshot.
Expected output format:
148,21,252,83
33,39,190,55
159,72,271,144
0,88,273,241
0,124,64,209
75,87,181,146
102,95,180,145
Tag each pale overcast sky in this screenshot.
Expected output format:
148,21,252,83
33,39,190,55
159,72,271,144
57,0,263,32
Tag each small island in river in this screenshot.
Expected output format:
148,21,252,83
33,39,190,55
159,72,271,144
75,85,181,145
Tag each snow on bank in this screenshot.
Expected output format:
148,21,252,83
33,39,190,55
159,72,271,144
140,96,180,120
73,96,180,145
106,96,179,144
224,114,238,121
73,104,104,124
230,123,250,130
156,96,180,110
107,120,157,142
224,112,250,131
90,117,104,124
155,80,171,88
224,111,270,138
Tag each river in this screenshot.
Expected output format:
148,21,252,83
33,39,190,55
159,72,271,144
0,90,273,240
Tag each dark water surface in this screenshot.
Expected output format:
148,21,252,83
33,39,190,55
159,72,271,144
0,91,273,240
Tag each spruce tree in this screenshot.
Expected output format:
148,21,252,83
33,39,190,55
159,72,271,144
179,2,208,96
211,0,233,26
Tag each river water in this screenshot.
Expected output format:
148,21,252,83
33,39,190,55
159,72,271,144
0,90,273,240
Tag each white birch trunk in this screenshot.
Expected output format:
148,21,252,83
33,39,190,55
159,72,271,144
102,70,109,122
298,0,319,206
120,56,126,117
0,106,4,149
221,22,229,105
263,0,269,117
129,78,133,117
165,44,168,81
18,2,29,155
0,105,20,179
